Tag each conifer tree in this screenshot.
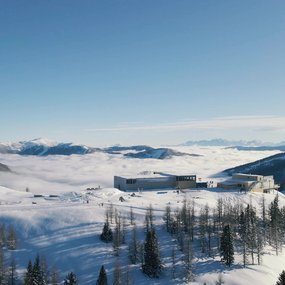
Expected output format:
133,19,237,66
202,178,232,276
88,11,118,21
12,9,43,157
7,225,17,250
113,259,121,285
269,195,282,255
100,222,113,243
64,272,78,285
32,254,46,285
0,225,6,248
50,265,60,285
142,228,162,278
129,206,135,225
220,224,234,267
276,270,285,285
96,265,108,285
24,260,33,285
0,247,6,285
7,258,17,285
129,224,139,264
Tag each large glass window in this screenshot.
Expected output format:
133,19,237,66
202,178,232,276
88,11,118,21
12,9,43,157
126,179,137,184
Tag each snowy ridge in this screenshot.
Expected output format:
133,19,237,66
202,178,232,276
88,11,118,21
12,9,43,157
0,139,200,159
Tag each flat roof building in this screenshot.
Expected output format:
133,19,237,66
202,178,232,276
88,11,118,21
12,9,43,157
217,173,279,193
114,172,197,191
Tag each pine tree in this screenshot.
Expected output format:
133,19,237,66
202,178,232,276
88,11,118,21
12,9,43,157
142,228,162,278
33,254,46,285
276,270,285,285
269,195,282,255
64,272,78,285
245,204,258,264
220,224,234,267
100,222,113,243
129,224,139,264
0,224,6,248
183,236,194,282
163,205,172,233
129,207,135,225
50,265,60,285
113,259,121,285
7,225,17,250
7,258,17,285
239,210,248,267
0,247,6,285
96,265,108,285
24,260,33,285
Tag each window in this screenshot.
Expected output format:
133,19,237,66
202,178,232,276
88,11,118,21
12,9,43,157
176,176,196,182
126,179,136,184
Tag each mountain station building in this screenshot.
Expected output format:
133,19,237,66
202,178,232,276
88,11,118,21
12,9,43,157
217,173,279,193
114,172,199,191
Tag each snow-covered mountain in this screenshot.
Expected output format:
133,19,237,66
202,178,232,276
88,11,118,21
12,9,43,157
124,147,201,159
182,138,275,147
0,139,200,159
222,152,285,189
226,145,285,151
0,138,100,156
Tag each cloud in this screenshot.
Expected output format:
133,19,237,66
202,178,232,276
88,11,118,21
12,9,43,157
85,115,285,133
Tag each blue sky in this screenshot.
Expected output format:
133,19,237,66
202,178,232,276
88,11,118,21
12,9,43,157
1,0,285,146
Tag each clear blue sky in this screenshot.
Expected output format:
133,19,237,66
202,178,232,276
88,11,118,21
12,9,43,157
1,0,285,146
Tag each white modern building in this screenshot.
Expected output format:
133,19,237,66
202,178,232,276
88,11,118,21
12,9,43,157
114,172,198,192
217,173,279,193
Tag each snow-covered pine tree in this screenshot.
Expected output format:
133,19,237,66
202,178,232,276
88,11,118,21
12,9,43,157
50,265,60,285
32,255,46,285
276,270,285,285
220,224,234,267
129,223,139,264
100,222,113,243
64,272,78,285
269,195,282,255
142,228,162,278
7,225,17,250
23,260,33,285
245,204,258,265
0,247,6,285
7,258,17,285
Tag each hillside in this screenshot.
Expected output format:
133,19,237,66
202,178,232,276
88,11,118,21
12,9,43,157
0,146,284,284
222,152,285,189
0,184,284,285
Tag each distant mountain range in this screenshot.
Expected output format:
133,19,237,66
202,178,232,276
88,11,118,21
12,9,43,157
182,138,285,147
124,147,201,159
0,138,199,160
226,145,285,151
222,152,285,189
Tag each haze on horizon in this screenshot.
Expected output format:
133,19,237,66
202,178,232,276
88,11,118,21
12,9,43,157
1,1,284,146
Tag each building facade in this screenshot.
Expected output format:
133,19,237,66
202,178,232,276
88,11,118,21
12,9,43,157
114,172,197,191
217,173,279,193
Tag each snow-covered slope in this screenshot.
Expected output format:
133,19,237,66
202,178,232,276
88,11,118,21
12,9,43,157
0,146,284,284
